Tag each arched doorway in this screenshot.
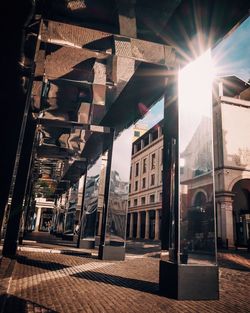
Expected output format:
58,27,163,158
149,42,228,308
188,191,207,249
232,179,250,246
185,190,214,251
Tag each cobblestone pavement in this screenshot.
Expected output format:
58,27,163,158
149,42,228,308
0,234,250,313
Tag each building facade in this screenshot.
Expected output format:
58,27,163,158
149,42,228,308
128,121,163,241
128,77,250,248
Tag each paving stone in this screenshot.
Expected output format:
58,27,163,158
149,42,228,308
1,235,250,313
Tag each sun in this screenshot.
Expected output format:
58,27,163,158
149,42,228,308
179,49,215,113
178,49,215,153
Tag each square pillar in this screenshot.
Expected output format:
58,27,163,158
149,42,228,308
97,211,103,236
129,213,134,238
154,209,160,240
2,118,37,258
78,157,102,249
34,207,42,232
217,195,234,248
160,51,219,300
99,127,133,260
145,211,150,239
136,212,141,239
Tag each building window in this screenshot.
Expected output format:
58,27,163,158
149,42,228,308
151,153,156,169
152,129,158,141
142,158,147,173
143,136,149,147
159,193,162,202
130,166,132,178
128,200,130,208
150,194,155,203
161,149,163,164
141,197,146,205
135,181,138,191
135,162,139,177
151,173,155,186
135,142,141,152
129,184,131,193
142,177,146,189
134,198,138,206
134,130,140,137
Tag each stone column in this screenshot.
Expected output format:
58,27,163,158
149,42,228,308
218,195,234,248
155,209,160,240
216,201,222,239
129,213,134,238
35,207,42,232
136,212,141,239
145,210,150,239
98,211,103,236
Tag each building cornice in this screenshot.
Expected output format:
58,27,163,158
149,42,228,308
132,135,163,159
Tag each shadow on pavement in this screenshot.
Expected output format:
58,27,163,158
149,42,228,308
72,271,159,295
1,294,58,313
59,250,94,258
16,255,70,271
218,259,250,271
23,232,77,248
125,240,161,255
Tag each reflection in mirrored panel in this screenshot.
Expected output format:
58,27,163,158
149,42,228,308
80,156,102,240
65,182,79,233
213,17,250,83
105,127,133,246
178,50,216,265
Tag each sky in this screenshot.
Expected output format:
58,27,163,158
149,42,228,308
213,16,250,82
136,16,250,131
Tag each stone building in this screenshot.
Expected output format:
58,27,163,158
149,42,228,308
214,76,250,248
128,120,163,241
128,76,250,248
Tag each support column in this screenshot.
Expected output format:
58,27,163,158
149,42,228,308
218,195,234,248
2,118,36,258
155,209,160,240
160,59,218,300
19,161,34,244
99,127,133,261
136,212,141,239
98,211,103,236
77,174,87,248
23,179,34,232
35,207,42,232
0,4,36,240
129,213,134,238
78,156,103,249
145,210,150,239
